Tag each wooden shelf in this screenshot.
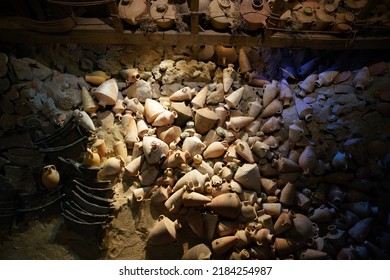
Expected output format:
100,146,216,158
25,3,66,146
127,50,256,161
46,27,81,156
1,16,390,49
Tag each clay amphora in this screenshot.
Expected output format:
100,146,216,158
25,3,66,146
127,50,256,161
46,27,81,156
263,80,279,108
150,186,172,205
100,156,125,176
215,103,230,127
316,70,339,87
193,160,215,178
142,136,169,165
274,211,295,235
233,163,261,192
152,110,177,127
235,140,255,163
203,129,220,148
147,215,181,245
182,191,212,207
194,107,219,135
162,150,191,169
170,101,193,127
157,125,181,144
215,45,237,66
132,186,153,202
295,191,312,211
298,145,317,175
113,141,128,162
150,0,176,29
252,141,270,159
294,96,313,121
238,48,252,74
91,78,118,107
182,136,207,158
273,237,301,257
206,192,241,219
211,235,238,256
324,224,346,251
124,155,144,177
118,0,148,25
164,186,186,213
225,116,254,132
300,248,329,260
222,64,236,93
136,118,149,138
252,228,274,245
225,86,244,109
83,147,101,167
203,141,229,159
259,99,283,118
172,169,209,192
286,213,315,241
84,70,110,85
245,71,270,87
352,66,372,90
308,204,336,223
209,0,236,29
279,182,296,206
288,123,304,148
81,87,98,118
239,0,270,30
144,98,166,124
112,99,126,118
331,151,349,170
276,157,301,173
376,102,390,117
124,114,139,147
191,86,208,109
182,243,212,260
260,178,277,195
123,96,145,115
260,116,283,134
91,138,106,158
124,68,141,84
73,109,96,132
245,119,262,136
193,45,215,61
315,5,335,31
203,213,219,241
41,165,60,191
348,217,374,242
279,79,293,107
247,97,262,119
169,86,196,102
298,73,318,95
368,61,387,76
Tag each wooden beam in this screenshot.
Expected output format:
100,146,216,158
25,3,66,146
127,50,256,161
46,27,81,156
1,16,390,49
190,0,199,35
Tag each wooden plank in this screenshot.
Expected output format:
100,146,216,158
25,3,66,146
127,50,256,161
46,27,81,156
1,16,390,49
190,0,199,35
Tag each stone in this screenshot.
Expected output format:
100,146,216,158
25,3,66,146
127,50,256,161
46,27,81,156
10,57,33,81
0,52,8,77
124,79,152,103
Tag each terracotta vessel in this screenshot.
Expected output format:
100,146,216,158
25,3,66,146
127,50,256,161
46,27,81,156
209,0,235,31
172,169,209,192
294,96,313,121
206,192,242,219
124,114,139,147
234,163,261,192
170,101,193,127
298,145,317,175
225,116,254,132
352,67,372,90
252,228,274,245
316,70,339,87
298,73,318,95
113,140,128,161
212,235,238,255
99,156,125,177
150,0,176,29
152,110,177,127
348,217,374,242
81,87,98,118
240,0,270,30
132,186,153,202
194,107,219,135
259,99,283,118
91,78,118,107
147,215,181,245
182,243,212,260
215,45,237,66
164,186,186,213
169,86,196,102
124,155,144,177
112,99,126,118
263,80,279,108
73,109,96,132
83,147,101,167
182,191,212,207
260,116,283,134
163,150,191,168
235,140,255,163
193,45,215,61
142,136,169,165
203,141,229,159
225,86,244,109
279,79,293,107
41,165,60,191
279,182,296,206
222,64,236,93
191,86,208,109
274,211,295,235
144,98,166,124
84,70,110,85
118,0,148,25
276,157,301,173
157,126,181,144
238,48,252,74
182,136,207,157
125,68,141,84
